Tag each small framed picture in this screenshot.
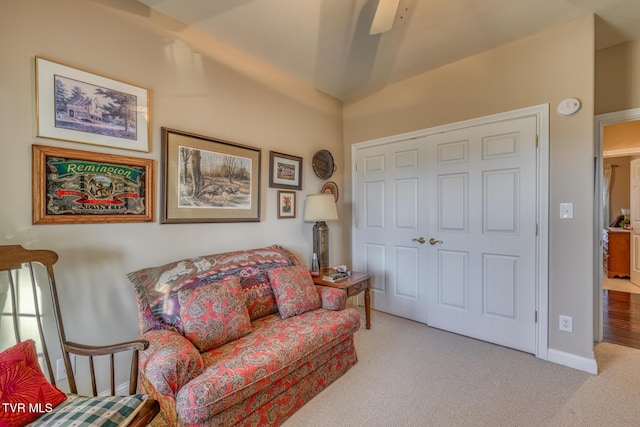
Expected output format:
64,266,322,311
35,56,150,152
269,151,302,190
277,190,296,219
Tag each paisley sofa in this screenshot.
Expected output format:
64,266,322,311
127,245,360,426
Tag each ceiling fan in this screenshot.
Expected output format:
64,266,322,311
369,0,400,35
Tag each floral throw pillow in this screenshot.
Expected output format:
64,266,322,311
0,340,67,427
178,277,252,352
268,265,322,319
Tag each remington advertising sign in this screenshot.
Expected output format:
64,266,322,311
33,145,154,224
47,159,143,214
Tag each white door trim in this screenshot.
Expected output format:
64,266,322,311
594,107,640,343
351,104,550,360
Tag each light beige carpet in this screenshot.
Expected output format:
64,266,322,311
284,308,640,427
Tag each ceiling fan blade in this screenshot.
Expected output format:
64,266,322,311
369,0,400,35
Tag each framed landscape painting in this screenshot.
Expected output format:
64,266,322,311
35,56,150,152
32,145,154,224
161,128,261,223
269,151,302,190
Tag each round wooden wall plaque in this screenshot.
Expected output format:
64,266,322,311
312,149,335,180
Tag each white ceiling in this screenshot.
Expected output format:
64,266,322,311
138,0,640,101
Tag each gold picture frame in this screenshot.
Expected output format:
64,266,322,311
32,145,154,224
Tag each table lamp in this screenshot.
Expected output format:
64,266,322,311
304,194,338,270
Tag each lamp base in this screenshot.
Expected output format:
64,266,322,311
312,221,330,269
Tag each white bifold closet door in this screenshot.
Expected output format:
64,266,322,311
354,115,538,353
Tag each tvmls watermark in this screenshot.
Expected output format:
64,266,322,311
1,402,55,414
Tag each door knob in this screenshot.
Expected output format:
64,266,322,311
429,238,443,245
412,237,426,244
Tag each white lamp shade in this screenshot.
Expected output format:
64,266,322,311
304,194,338,222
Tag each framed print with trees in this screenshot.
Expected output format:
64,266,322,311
35,56,150,152
32,145,154,224
161,127,261,223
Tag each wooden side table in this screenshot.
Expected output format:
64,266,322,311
312,270,372,329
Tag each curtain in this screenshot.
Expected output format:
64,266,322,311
603,164,613,228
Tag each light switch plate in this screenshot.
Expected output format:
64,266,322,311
560,203,573,219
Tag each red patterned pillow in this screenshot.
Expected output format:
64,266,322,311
178,277,252,352
268,265,322,319
0,340,67,427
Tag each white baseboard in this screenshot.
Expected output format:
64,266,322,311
547,348,598,374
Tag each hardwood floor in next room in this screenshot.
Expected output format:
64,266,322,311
603,289,640,349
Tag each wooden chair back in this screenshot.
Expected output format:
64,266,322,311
0,245,157,419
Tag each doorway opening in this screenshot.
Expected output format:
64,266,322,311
595,109,640,349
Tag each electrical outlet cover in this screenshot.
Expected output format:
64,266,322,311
559,315,573,332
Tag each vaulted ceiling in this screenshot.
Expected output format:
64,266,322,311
138,0,640,101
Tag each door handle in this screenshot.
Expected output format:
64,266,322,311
429,238,443,245
412,237,426,244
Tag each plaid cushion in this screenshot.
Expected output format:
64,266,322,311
26,393,146,427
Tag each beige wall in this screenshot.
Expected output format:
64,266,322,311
0,0,344,391
596,39,640,222
344,17,596,359
596,39,640,115
603,121,640,152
